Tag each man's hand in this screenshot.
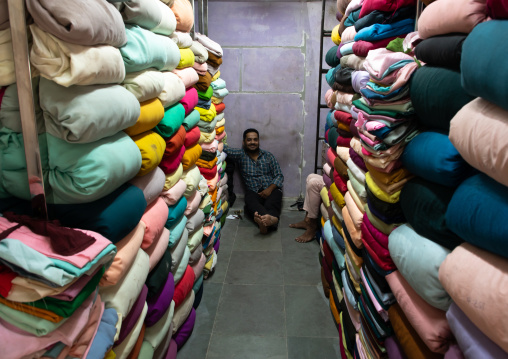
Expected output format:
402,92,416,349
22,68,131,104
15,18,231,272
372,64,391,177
258,184,277,199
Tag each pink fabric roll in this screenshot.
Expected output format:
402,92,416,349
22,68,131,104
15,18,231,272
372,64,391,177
192,62,207,75
364,48,414,80
172,68,199,89
439,243,508,353
100,222,145,287
184,189,202,216
487,0,508,18
386,270,453,354
145,227,170,272
179,87,198,116
341,26,357,42
161,179,187,206
206,172,219,191
362,213,389,249
191,253,206,280
200,140,218,153
215,131,226,141
359,0,416,18
325,89,334,108
159,145,186,174
327,148,338,167
417,0,489,39
343,288,361,331
140,197,169,250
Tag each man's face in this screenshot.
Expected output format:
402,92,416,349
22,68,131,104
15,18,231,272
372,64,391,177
243,132,259,152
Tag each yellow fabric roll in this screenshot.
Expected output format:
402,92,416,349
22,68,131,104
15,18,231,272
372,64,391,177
177,48,195,69
199,129,216,144
199,193,211,209
344,231,363,269
105,350,116,359
196,103,217,122
329,286,341,324
215,117,226,128
331,24,342,45
330,182,345,208
337,121,350,133
163,164,183,190
321,216,326,228
320,186,331,208
132,131,166,176
181,143,202,171
195,156,218,169
366,171,401,203
331,215,342,233
124,98,165,137
215,125,225,135
332,271,344,303
211,71,221,82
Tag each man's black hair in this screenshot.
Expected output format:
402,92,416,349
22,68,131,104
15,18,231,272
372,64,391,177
243,128,259,140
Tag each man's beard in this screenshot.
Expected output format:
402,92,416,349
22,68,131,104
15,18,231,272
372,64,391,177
243,145,259,154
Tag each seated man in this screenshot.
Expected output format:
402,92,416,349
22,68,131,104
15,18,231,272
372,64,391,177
224,128,284,234
289,173,325,243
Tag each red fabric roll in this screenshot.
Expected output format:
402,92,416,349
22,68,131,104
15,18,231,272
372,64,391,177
173,265,195,309
337,136,352,148
164,126,186,156
199,165,218,180
214,102,225,114
333,170,348,194
359,0,416,18
159,145,185,174
487,0,508,18
180,87,198,116
184,126,201,148
334,110,353,126
352,36,404,57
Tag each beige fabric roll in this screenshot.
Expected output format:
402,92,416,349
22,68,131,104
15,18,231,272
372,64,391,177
158,71,186,108
123,69,166,102
170,31,194,48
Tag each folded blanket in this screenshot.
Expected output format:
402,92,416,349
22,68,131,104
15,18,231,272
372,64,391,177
158,71,186,109
409,66,475,132
414,34,466,71
446,174,508,258
172,67,199,89
440,243,508,353
170,31,193,48
122,69,165,102
131,130,166,176
450,98,508,188
26,0,126,47
121,25,180,73
461,20,508,112
401,131,475,187
30,25,125,87
190,40,209,63
417,0,488,39
171,0,194,32
0,129,142,204
155,103,186,138
120,0,177,36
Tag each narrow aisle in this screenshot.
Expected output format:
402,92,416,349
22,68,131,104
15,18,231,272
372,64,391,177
178,197,341,358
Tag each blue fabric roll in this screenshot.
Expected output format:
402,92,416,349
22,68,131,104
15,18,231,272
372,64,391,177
401,131,476,187
446,174,508,259
354,18,415,42
87,308,118,359
166,196,188,229
461,20,508,112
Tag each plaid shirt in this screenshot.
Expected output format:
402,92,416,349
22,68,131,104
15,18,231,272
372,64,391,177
224,145,284,192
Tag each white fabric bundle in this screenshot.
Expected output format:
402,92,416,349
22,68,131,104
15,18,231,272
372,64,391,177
170,31,194,48
123,69,165,102
158,71,186,108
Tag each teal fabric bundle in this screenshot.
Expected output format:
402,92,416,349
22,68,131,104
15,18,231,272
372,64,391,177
121,25,180,73
326,66,340,87
154,103,186,138
182,109,200,131
410,66,475,132
400,177,463,250
326,127,339,148
401,131,475,187
326,46,340,67
0,129,142,204
461,20,508,112
39,78,140,143
388,224,452,311
446,174,508,259
166,196,188,229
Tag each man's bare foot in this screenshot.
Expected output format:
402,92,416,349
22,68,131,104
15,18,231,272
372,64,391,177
289,219,308,229
295,228,317,243
254,212,268,234
261,214,279,228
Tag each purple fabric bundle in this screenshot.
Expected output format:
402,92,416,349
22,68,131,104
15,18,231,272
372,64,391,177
174,308,196,349
145,273,175,326
116,285,148,344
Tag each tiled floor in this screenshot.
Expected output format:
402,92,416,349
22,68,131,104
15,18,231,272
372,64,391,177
178,198,341,359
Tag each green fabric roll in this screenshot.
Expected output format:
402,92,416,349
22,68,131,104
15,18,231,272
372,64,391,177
182,109,200,131
386,38,405,53
28,267,105,318
400,177,463,250
154,103,186,138
352,99,409,118
410,66,475,132
197,87,213,100
145,248,172,298
166,196,188,228
327,127,340,148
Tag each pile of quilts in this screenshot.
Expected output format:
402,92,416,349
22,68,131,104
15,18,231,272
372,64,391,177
0,0,229,357
316,0,508,358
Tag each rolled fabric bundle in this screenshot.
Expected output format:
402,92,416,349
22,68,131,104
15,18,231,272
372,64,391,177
331,24,341,45
124,98,165,137
195,33,222,57
410,66,474,132
359,0,416,18
159,143,185,174
121,25,181,73
386,271,453,354
355,6,416,32
132,131,166,176
114,304,147,359
38,79,137,143
1,79,44,134
172,266,195,308
173,307,196,349
26,0,126,47
172,67,199,89
186,209,205,235
140,197,169,250
30,25,125,87
163,164,184,191
447,303,508,359
170,31,193,48
120,0,177,36
181,143,203,171
193,72,213,93
335,67,355,87
214,102,225,115
352,35,403,57
193,61,208,76
0,29,17,87
161,178,185,207
177,48,195,69
190,40,209,63
145,272,175,326
171,0,194,32
326,45,341,67
163,125,185,156
389,224,452,311
158,71,186,109
100,222,145,287
166,196,188,229
487,0,508,18
461,21,508,112
182,109,200,131
122,69,165,102
450,98,508,188
401,131,475,187
184,190,202,217
352,70,370,93
196,103,217,122
154,103,186,138
400,177,463,250
354,18,414,42
440,243,508,353
129,168,165,207
339,54,366,71
417,0,488,39
414,35,466,71
0,129,141,204
143,301,175,352
207,51,223,69
446,174,508,258
184,126,201,148
181,165,202,198
171,291,195,334
197,86,213,101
